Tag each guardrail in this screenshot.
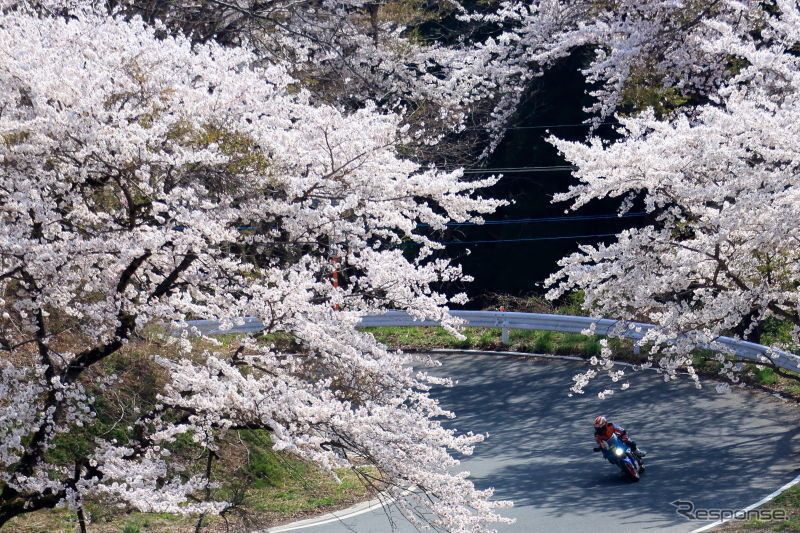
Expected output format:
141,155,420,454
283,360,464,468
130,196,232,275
185,311,800,373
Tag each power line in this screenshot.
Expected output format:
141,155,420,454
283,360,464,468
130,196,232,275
461,166,576,174
418,211,645,227
441,233,620,244
403,233,621,245
428,164,576,173
176,211,642,233
462,121,618,131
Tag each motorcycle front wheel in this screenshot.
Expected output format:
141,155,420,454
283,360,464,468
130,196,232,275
623,461,640,482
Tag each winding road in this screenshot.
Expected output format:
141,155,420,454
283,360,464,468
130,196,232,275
266,351,800,533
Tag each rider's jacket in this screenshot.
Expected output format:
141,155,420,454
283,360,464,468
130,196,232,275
594,423,629,446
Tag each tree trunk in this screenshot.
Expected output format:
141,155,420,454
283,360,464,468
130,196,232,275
0,492,59,529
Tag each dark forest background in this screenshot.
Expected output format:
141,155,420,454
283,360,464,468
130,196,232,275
440,52,647,308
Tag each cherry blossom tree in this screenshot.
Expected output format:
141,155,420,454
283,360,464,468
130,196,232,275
25,0,762,166
97,0,775,162
545,0,800,391
463,0,766,154
0,2,510,529
99,0,498,165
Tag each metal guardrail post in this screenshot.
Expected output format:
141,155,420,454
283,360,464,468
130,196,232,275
499,307,509,344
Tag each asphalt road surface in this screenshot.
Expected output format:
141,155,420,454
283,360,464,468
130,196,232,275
267,352,800,533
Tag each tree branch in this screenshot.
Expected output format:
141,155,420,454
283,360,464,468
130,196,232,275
149,253,197,301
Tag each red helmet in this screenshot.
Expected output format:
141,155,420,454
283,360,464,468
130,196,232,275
594,415,607,428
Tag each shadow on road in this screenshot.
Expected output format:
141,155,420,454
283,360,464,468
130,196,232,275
428,353,800,531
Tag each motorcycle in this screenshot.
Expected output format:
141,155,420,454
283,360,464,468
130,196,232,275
594,434,644,482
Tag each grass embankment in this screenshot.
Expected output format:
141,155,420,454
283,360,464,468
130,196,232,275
365,324,800,400
6,333,377,533
11,455,373,533
365,325,613,357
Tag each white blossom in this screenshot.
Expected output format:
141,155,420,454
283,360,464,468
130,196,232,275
0,3,508,530
546,1,800,392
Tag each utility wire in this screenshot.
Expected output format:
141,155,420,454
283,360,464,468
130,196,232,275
418,212,645,228
461,166,576,174
401,232,621,246
440,233,620,244
462,121,618,131
180,212,642,233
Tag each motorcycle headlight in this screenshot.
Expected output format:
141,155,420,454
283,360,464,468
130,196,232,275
614,448,624,457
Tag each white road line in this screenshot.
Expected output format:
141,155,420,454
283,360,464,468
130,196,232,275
263,488,418,532
689,473,800,532
263,498,389,532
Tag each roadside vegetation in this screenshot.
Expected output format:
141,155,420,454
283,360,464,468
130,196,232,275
4,333,378,533
366,325,800,398
8,460,371,533
9,460,373,533
456,293,800,400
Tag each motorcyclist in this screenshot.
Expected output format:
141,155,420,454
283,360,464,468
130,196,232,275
592,415,646,460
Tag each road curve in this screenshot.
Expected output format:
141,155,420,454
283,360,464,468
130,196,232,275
266,352,800,533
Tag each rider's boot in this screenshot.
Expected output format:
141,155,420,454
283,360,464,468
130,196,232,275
629,441,646,458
